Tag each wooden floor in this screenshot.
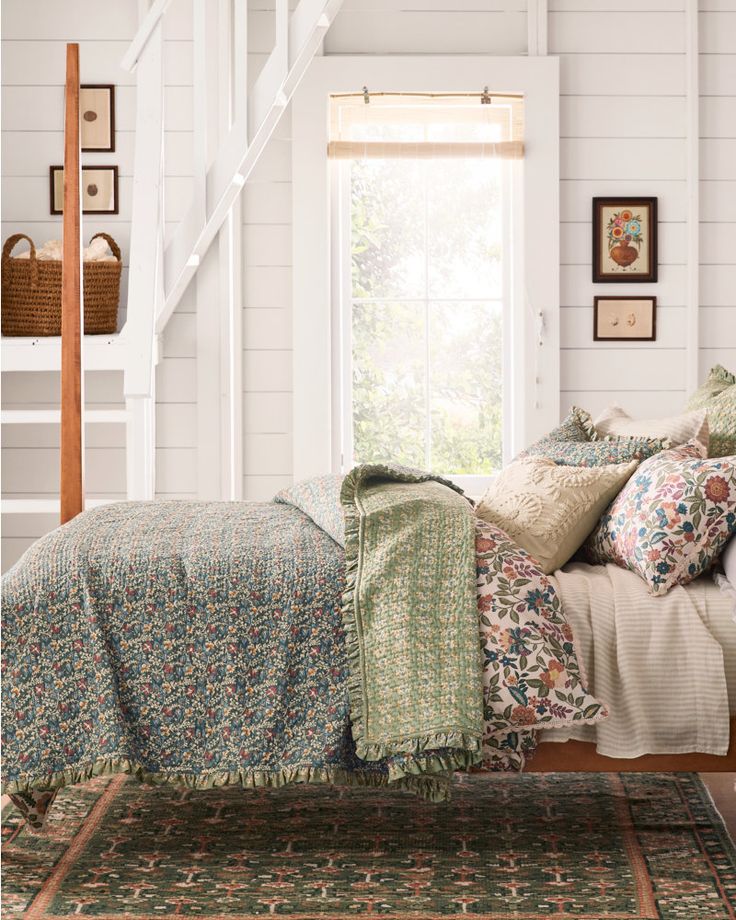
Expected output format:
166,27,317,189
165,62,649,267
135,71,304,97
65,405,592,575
702,773,736,840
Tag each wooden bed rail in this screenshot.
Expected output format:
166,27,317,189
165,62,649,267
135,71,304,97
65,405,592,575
60,43,84,525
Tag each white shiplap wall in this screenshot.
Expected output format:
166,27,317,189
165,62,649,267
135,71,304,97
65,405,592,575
1,0,197,569
3,0,735,562
700,6,736,377
552,2,690,418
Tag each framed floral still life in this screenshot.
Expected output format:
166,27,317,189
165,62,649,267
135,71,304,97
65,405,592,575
594,296,656,342
593,197,657,282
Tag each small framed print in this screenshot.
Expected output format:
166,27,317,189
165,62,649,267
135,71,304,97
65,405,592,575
50,165,119,215
80,84,115,152
593,197,657,282
594,296,656,342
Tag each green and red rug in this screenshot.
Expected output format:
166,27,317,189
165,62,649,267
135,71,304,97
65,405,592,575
2,772,735,918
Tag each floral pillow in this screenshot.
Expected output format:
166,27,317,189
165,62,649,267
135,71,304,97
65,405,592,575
520,407,667,468
586,440,736,596
476,519,606,769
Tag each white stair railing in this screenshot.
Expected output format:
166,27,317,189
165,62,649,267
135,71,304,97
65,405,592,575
119,10,164,500
122,0,343,338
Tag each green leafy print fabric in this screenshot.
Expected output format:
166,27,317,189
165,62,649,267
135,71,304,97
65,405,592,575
686,365,736,458
476,520,607,769
341,464,483,770
275,474,345,545
586,440,736,596
520,407,667,468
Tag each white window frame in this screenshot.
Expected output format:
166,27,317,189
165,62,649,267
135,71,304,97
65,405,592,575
292,56,559,482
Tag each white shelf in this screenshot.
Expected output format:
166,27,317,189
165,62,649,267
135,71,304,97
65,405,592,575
1,497,125,514
1,334,129,372
1,409,128,424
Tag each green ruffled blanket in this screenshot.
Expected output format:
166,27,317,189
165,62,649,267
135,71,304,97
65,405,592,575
340,464,484,768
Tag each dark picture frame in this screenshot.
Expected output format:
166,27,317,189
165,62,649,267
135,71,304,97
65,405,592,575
592,196,657,283
50,165,119,215
80,84,116,153
594,296,657,342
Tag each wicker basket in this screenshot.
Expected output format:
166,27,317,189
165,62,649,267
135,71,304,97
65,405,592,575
1,232,122,336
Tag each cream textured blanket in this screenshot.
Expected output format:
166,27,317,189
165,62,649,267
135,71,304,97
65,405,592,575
542,562,734,757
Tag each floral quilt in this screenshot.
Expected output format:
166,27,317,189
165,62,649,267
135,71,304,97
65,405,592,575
3,471,603,831
475,521,606,767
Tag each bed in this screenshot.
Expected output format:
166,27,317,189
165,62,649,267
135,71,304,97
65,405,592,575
3,44,735,832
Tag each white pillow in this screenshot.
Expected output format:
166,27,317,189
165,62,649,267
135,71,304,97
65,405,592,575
594,405,709,451
722,537,736,590
716,537,736,614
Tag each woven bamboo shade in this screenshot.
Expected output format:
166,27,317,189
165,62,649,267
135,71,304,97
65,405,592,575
328,91,524,160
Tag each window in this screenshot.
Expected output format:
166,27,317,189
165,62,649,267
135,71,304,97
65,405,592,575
330,92,523,490
292,57,559,484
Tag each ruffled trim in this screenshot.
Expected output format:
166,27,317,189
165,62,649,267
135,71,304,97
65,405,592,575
340,463,481,777
709,364,736,386
1,755,456,803
570,406,599,441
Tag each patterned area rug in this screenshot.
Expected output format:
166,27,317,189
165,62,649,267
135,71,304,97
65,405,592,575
2,773,735,919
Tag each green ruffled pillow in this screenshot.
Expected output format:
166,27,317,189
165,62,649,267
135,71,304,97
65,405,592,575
686,365,736,458
520,407,667,468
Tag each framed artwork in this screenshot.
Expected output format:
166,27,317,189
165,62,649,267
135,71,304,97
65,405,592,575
50,165,119,215
594,296,656,342
80,84,115,152
593,197,657,282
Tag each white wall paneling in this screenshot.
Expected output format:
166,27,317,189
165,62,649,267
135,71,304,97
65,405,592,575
4,0,736,570
699,3,736,382
1,0,197,570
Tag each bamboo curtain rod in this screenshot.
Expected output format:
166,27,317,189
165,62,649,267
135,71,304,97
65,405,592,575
60,42,84,525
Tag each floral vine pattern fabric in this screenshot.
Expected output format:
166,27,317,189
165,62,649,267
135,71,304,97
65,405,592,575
520,407,668,468
586,440,736,596
475,520,606,768
275,474,345,545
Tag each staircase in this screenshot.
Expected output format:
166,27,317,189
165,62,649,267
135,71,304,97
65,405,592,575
1,0,341,520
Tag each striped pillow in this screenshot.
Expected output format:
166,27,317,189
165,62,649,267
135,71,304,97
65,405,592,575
594,405,709,452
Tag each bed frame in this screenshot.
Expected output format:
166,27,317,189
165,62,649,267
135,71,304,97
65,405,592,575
57,45,736,775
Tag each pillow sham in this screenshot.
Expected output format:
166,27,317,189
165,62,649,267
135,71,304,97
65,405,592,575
476,456,639,574
686,364,736,457
594,404,709,451
274,474,345,545
586,440,736,596
521,407,667,468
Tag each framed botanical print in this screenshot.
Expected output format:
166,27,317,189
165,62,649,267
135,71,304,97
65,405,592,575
50,165,119,215
80,84,115,152
594,296,656,342
593,197,657,282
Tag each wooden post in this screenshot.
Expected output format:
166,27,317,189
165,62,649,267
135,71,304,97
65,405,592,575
60,43,84,524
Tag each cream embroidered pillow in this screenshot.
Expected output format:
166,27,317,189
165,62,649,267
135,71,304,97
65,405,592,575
476,457,639,574
594,405,709,452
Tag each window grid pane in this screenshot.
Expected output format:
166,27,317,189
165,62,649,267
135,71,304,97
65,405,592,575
350,157,504,474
